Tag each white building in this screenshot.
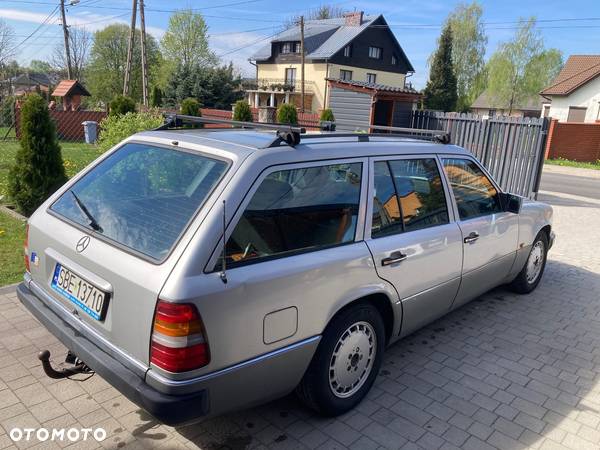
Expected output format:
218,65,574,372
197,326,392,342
541,55,600,123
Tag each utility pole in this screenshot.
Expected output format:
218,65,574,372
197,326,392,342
59,0,73,79
300,15,305,113
139,0,148,106
123,0,137,96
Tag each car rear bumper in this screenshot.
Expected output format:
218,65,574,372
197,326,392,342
17,280,319,425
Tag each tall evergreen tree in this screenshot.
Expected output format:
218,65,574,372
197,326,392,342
423,24,458,111
9,94,67,215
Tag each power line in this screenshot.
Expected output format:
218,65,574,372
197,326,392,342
0,0,265,12
8,5,59,53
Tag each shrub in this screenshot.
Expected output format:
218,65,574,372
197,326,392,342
232,100,253,122
180,97,201,116
97,111,163,153
319,108,335,122
8,94,67,215
109,95,136,117
150,86,163,107
277,103,298,125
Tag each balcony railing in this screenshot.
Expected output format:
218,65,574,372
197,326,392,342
242,78,316,94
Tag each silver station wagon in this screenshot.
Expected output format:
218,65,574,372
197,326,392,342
18,116,554,425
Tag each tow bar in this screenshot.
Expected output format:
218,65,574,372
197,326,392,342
37,350,92,379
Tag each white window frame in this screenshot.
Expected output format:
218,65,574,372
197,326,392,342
343,45,352,57
369,46,382,59
366,73,377,84
340,69,353,81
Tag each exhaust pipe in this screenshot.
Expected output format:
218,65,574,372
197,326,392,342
37,350,91,379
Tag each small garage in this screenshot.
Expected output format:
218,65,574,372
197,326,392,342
327,79,421,131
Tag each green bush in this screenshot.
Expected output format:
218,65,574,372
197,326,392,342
232,100,253,122
319,108,335,122
8,94,67,216
109,95,136,117
180,97,201,116
98,111,163,153
277,103,298,125
150,86,163,107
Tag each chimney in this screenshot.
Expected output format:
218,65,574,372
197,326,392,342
344,11,364,26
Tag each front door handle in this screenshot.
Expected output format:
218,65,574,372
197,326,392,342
464,232,480,244
381,251,407,266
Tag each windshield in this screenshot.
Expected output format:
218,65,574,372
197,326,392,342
51,142,229,261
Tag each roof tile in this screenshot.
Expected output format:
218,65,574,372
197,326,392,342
541,55,600,96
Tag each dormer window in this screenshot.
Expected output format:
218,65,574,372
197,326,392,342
343,45,352,58
281,42,300,54
368,46,382,59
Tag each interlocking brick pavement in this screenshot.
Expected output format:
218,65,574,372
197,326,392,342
1,186,599,449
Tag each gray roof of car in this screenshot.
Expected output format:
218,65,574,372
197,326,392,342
135,129,469,160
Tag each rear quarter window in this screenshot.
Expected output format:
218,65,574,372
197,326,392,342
50,142,228,261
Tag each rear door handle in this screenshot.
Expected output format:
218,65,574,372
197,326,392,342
381,251,407,266
464,232,480,244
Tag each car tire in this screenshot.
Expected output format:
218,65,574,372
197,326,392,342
509,231,549,294
296,303,385,416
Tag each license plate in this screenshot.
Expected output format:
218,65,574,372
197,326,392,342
51,264,109,321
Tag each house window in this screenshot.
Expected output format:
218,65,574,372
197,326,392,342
285,68,297,86
567,106,587,122
366,73,377,84
343,45,352,57
340,69,353,81
488,109,496,118
391,54,397,65
368,46,382,59
281,42,299,54
542,104,551,118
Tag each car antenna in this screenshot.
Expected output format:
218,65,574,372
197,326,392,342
219,200,228,284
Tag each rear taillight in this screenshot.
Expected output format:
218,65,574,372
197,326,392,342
24,224,30,272
150,300,210,372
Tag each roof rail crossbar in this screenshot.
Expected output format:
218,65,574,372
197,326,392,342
297,127,451,145
157,114,306,147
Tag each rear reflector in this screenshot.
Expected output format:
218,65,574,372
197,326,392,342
150,300,210,372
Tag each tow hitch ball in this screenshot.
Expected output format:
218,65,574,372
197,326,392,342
37,350,91,379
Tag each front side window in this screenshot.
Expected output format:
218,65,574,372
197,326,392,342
388,159,449,231
442,158,502,220
368,46,382,59
51,143,228,261
340,69,353,81
224,163,362,266
366,73,377,84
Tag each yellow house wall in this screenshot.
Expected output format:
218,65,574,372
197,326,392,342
329,64,406,88
257,63,328,112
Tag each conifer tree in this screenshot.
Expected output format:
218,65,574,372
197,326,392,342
423,24,458,111
9,94,67,215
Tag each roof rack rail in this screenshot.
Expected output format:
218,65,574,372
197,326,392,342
156,113,307,147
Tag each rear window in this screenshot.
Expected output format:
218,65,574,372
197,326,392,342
50,142,228,261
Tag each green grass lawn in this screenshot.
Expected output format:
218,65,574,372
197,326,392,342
0,140,99,286
0,210,26,286
545,158,600,171
0,140,100,200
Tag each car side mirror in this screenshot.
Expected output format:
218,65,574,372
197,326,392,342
499,192,522,214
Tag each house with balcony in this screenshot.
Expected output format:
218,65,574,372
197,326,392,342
247,12,420,128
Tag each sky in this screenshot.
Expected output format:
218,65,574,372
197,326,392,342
1,0,599,89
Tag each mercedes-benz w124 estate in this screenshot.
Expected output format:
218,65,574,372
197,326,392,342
17,118,554,425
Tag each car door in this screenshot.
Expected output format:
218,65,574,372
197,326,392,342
440,157,519,308
365,156,463,337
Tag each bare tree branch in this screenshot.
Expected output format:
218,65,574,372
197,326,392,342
0,19,15,66
51,27,91,80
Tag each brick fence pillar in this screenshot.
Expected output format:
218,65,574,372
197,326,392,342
544,119,558,159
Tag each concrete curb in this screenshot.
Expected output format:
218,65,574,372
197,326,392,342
0,283,19,294
0,205,27,221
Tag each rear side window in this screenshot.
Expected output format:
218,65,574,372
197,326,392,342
442,158,502,220
51,143,228,261
371,158,449,237
225,163,362,266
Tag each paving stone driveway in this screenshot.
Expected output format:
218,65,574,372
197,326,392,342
1,188,600,450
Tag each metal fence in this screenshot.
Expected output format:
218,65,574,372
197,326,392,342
411,111,549,198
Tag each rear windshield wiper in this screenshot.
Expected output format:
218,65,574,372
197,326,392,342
70,190,103,233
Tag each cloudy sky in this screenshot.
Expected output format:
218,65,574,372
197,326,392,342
1,0,599,88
